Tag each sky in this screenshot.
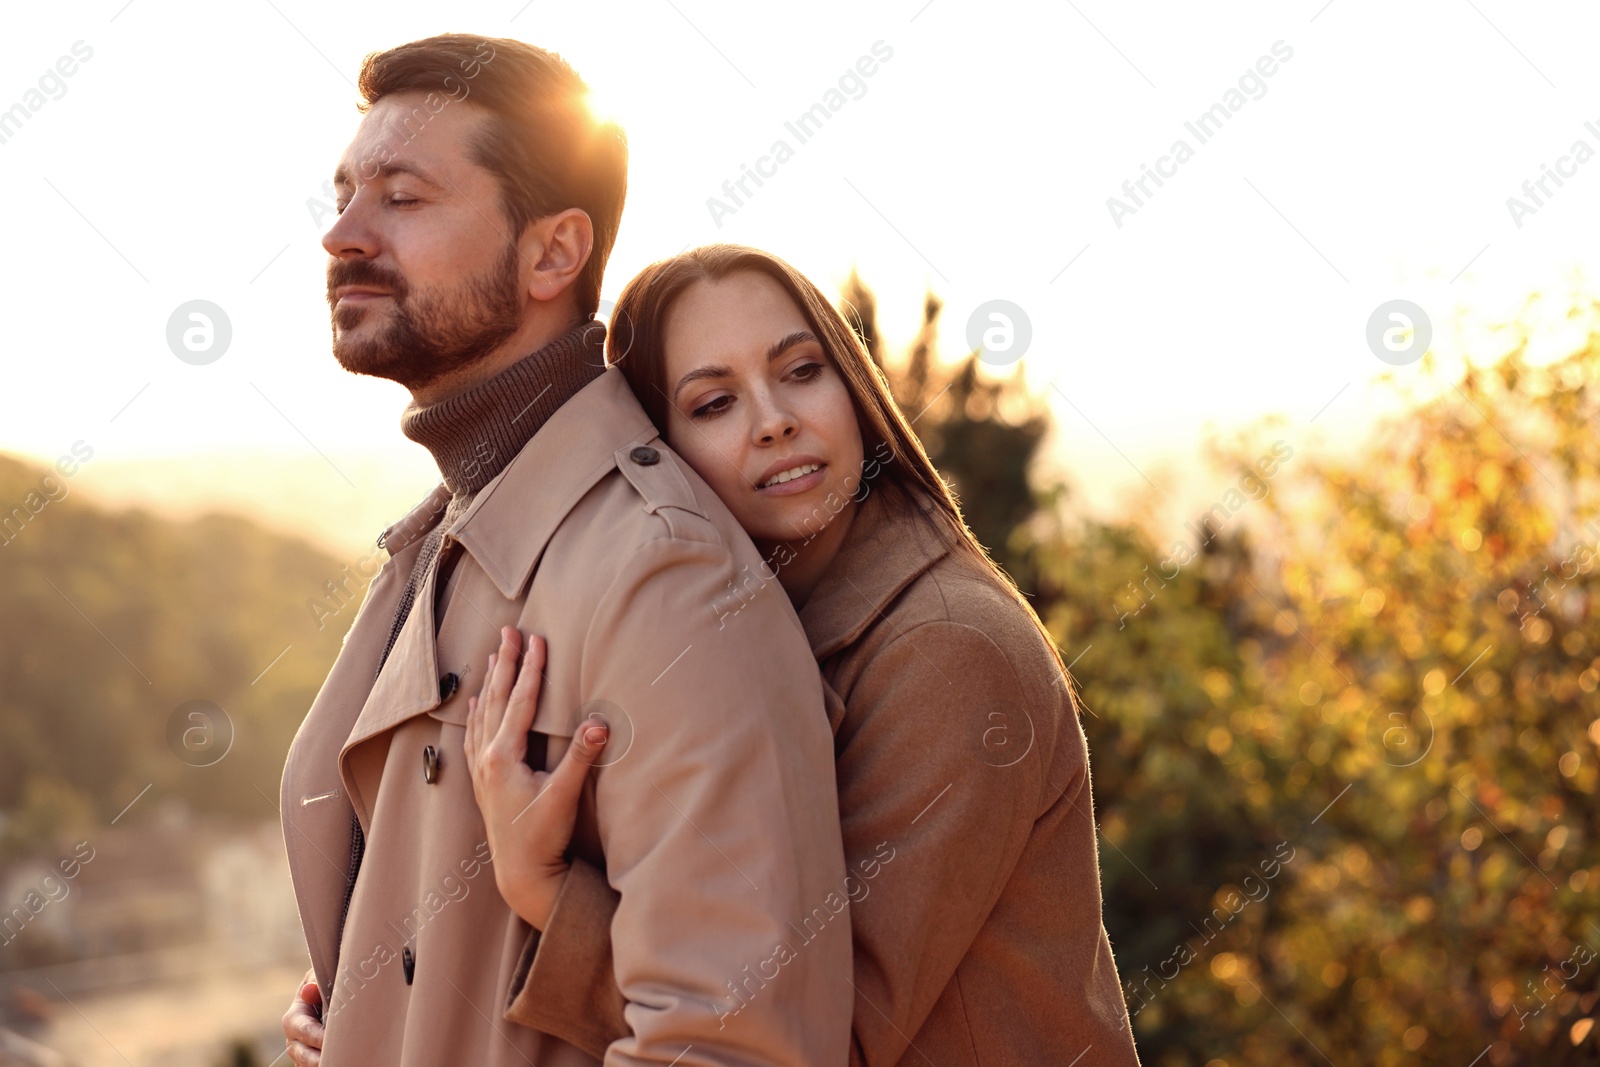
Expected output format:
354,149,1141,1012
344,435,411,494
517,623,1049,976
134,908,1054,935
4,0,1600,552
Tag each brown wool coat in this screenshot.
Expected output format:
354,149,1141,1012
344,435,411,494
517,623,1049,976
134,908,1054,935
507,485,1143,1065
279,367,854,1066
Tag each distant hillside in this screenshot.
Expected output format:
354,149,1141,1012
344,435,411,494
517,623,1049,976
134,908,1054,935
0,453,357,859
65,449,442,560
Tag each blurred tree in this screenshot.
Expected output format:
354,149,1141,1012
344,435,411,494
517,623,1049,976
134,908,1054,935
841,270,1051,595
843,275,1600,1065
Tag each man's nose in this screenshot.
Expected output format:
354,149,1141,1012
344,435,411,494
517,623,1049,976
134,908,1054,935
321,198,377,260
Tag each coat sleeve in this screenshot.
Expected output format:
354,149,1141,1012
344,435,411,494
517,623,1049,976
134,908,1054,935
503,857,624,1058
506,615,1061,1067
506,534,853,1066
832,619,1050,1065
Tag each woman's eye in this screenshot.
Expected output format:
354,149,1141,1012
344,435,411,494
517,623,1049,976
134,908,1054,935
790,361,825,381
691,395,732,419
388,196,419,206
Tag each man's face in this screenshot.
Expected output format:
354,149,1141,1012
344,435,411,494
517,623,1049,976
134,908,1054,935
322,91,525,391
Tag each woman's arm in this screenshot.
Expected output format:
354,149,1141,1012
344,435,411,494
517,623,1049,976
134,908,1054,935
504,618,1060,1065
464,628,627,1055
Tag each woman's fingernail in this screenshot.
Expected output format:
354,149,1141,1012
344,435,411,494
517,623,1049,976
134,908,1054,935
583,726,607,746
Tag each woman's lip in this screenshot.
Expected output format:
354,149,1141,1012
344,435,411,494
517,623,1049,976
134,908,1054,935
757,464,827,497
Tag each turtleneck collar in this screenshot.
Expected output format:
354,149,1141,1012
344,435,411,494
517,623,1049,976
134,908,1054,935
399,320,606,496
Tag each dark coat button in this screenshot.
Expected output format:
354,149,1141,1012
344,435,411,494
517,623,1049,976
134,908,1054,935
422,745,440,784
629,445,660,466
402,946,415,984
439,672,460,700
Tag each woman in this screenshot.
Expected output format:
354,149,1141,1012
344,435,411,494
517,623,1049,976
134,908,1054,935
464,245,1141,1064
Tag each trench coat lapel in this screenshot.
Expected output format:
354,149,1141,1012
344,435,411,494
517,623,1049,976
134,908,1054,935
337,369,659,774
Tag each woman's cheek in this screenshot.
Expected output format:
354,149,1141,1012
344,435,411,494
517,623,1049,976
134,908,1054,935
675,417,747,501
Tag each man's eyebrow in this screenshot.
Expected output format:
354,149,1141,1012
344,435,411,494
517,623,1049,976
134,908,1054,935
671,332,822,403
332,160,445,191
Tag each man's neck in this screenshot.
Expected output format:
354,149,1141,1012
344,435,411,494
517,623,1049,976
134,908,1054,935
400,317,606,497
410,309,584,408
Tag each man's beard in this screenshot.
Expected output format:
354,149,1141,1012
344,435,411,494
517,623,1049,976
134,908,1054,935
327,242,524,391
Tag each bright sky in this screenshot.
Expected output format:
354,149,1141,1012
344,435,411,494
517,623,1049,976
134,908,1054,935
4,0,1600,549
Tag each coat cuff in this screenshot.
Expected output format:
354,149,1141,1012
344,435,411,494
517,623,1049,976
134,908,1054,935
502,856,629,1056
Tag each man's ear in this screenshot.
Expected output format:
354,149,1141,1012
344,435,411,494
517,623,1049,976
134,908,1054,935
520,208,594,306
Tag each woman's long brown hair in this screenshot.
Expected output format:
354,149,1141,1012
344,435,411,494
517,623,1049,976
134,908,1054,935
606,244,1076,697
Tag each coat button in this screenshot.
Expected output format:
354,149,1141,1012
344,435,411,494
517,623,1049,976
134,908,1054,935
402,946,415,985
629,445,660,466
422,745,440,784
439,672,460,700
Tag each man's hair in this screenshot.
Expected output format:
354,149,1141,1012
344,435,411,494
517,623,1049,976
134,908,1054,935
356,34,627,318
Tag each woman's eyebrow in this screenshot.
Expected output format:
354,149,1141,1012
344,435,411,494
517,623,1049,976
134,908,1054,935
673,362,734,401
672,331,820,402
767,330,819,362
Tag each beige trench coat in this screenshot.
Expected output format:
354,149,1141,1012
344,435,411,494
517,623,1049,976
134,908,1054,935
506,486,1142,1065
279,366,853,1066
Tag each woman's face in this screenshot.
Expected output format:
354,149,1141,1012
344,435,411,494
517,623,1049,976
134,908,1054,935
658,270,865,545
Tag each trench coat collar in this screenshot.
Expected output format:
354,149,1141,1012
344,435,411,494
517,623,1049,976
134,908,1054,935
339,367,659,764
378,366,659,595
798,485,952,662
447,366,659,599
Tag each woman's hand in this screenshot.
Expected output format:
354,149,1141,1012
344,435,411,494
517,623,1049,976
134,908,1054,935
281,968,323,1065
463,626,608,930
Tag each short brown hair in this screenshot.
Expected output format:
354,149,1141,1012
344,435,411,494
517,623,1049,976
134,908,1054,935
356,33,627,317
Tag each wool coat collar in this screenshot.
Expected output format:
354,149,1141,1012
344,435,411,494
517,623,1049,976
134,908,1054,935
798,485,952,662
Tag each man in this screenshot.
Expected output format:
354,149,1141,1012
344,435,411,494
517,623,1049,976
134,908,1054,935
277,34,851,1066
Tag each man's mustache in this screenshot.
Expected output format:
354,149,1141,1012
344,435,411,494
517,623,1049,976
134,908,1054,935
327,261,408,307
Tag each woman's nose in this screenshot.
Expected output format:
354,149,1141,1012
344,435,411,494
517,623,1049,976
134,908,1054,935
754,399,798,445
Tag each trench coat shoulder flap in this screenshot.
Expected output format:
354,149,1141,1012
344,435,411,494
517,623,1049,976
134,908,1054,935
339,367,709,754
